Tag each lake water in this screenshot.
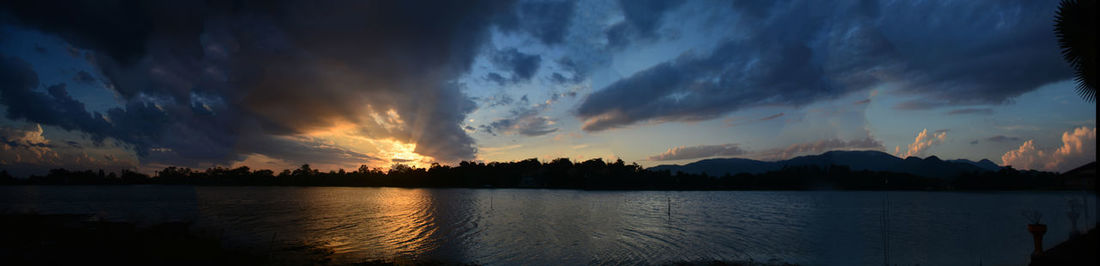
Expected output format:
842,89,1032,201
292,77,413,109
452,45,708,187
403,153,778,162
0,186,1095,265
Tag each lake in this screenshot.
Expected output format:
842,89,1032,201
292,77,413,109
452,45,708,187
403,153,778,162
0,186,1094,265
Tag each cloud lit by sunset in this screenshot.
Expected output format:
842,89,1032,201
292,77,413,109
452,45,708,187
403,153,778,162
0,0,1094,176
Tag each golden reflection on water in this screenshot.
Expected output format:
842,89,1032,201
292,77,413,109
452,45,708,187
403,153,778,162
296,187,439,262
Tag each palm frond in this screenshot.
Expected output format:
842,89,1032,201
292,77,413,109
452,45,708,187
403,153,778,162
1054,0,1097,102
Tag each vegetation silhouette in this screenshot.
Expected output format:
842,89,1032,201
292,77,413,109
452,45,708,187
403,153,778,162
0,158,1084,190
1054,0,1097,101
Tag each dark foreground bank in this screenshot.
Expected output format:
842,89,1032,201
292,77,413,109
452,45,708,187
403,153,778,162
1030,228,1099,266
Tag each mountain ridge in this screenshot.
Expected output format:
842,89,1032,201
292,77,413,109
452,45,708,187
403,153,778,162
648,150,1002,179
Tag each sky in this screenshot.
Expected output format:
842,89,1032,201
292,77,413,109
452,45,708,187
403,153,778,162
0,0,1095,177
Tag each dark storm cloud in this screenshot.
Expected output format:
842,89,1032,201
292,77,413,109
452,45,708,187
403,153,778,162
0,0,201,66
605,0,684,48
499,0,576,45
0,55,242,164
0,57,111,142
578,0,1072,131
72,70,96,84
490,48,542,84
1,0,526,166
877,1,1071,105
577,39,844,131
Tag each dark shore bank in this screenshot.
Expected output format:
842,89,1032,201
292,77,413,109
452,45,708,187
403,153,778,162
1030,227,1098,266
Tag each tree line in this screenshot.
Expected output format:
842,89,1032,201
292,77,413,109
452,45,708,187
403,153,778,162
0,158,1077,190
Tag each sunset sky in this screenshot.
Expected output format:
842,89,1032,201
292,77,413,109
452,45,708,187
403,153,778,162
0,0,1095,176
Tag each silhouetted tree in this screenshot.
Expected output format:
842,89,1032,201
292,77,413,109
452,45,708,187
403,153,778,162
0,157,1077,190
1054,0,1097,101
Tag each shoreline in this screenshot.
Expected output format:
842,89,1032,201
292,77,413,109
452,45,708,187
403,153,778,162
1,183,1096,192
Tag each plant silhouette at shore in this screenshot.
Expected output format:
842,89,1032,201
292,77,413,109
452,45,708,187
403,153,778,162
1,158,1083,191
1054,0,1097,101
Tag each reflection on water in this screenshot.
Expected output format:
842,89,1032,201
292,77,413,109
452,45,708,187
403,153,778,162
195,187,450,263
1,186,1095,265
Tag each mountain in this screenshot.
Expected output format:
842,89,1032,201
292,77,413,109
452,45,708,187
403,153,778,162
647,150,1001,179
948,159,1003,171
780,150,903,172
650,158,779,175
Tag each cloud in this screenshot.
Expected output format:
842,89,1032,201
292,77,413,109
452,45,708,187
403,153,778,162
895,129,947,158
481,107,558,137
0,123,135,176
1002,127,1096,172
880,1,1071,105
649,136,885,162
552,132,582,141
72,70,96,84
0,124,55,162
549,57,585,84
0,57,112,143
577,0,1070,131
758,113,785,121
604,0,685,48
892,99,947,110
480,144,522,153
499,0,576,45
232,135,383,168
755,137,885,161
577,40,848,131
986,135,1021,143
479,84,573,138
578,2,890,132
726,113,788,127
479,94,516,108
647,143,746,161
488,48,542,84
946,108,993,115
0,0,537,167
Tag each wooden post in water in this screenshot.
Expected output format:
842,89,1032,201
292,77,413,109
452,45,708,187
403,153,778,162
882,177,890,266
267,232,278,262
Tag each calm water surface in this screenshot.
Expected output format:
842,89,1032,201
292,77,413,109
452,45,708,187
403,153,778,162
1,186,1094,265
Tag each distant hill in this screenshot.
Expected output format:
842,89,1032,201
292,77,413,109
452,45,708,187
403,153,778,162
648,150,1002,179
649,158,779,176
948,158,1002,172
